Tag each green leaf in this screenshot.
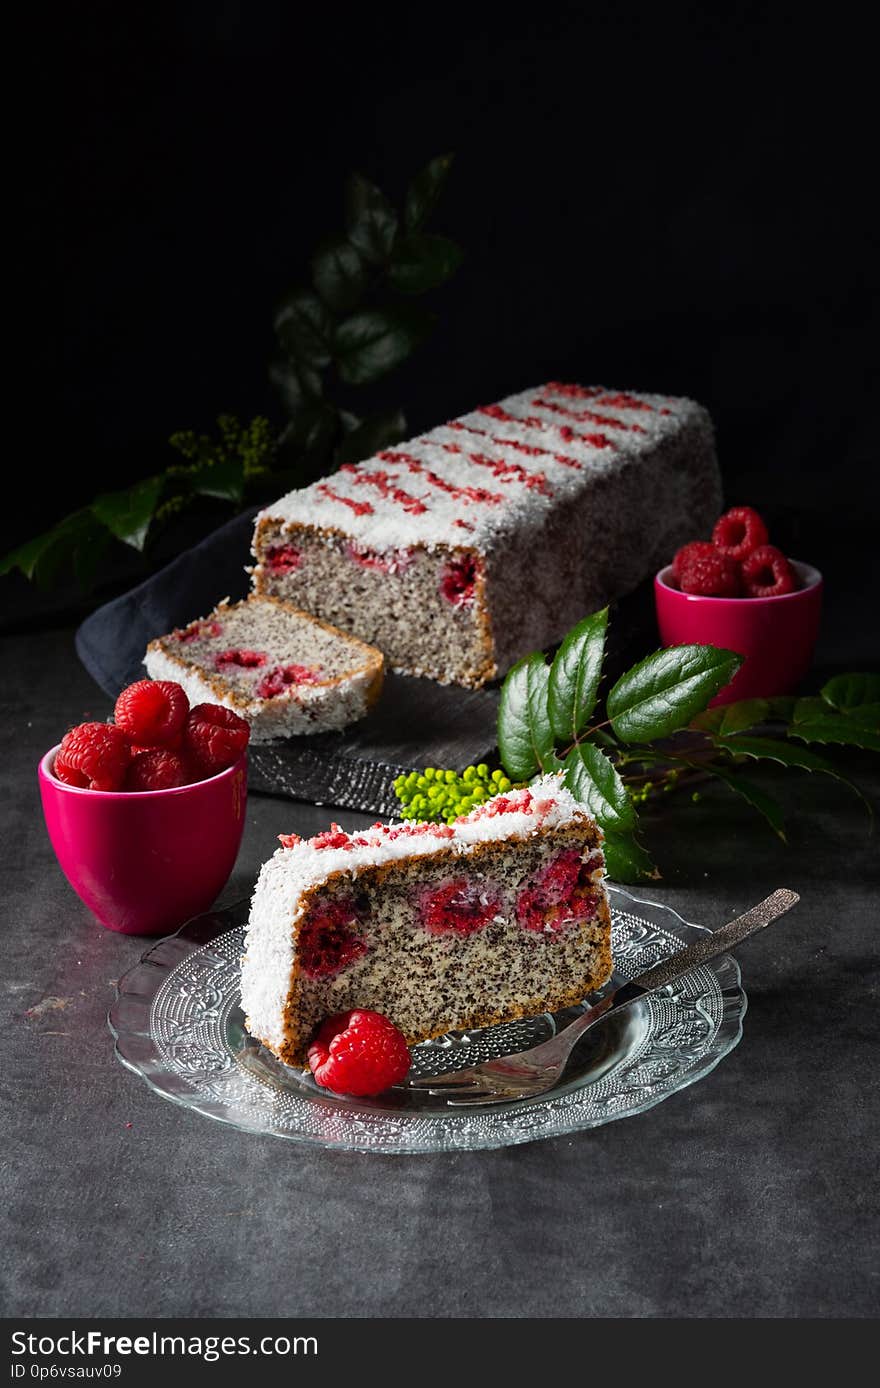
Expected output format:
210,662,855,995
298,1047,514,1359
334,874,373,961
1,510,112,590
713,734,873,813
268,358,322,416
836,703,880,731
766,695,797,722
345,172,398,264
277,400,339,459
311,236,365,313
335,409,407,466
792,696,828,724
607,645,743,743
182,455,245,504
691,698,769,735
602,829,658,883
789,716,880,754
405,153,454,232
497,653,555,781
821,673,880,714
388,233,464,294
0,524,69,580
548,608,608,744
335,306,432,386
563,742,635,832
712,734,847,775
91,476,164,551
676,758,787,839
274,289,334,367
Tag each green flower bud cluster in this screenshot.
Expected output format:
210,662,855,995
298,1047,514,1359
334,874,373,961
628,768,681,806
393,764,515,825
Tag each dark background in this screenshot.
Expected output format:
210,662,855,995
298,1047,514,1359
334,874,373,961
13,3,879,583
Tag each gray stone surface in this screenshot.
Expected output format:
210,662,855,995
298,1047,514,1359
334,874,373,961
2,626,878,1318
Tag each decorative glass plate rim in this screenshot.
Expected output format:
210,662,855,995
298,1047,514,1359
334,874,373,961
108,886,747,1154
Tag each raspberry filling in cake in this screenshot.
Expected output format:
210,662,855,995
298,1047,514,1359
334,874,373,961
241,776,613,1066
145,595,384,741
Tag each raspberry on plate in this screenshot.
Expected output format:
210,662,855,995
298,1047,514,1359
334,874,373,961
712,506,769,561
307,1009,411,1096
672,540,716,582
741,544,797,597
124,748,189,792
54,723,132,792
115,680,189,748
183,703,250,775
679,549,742,597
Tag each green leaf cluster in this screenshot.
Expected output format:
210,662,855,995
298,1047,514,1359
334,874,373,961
270,154,462,477
3,155,463,593
0,415,272,590
392,609,876,885
497,609,743,881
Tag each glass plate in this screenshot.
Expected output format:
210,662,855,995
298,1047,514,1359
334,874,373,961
109,885,746,1153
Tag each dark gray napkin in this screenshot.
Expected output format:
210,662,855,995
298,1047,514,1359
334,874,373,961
76,508,259,696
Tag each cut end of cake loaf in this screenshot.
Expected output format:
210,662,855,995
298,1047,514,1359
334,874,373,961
241,775,613,1067
251,382,722,687
144,595,384,741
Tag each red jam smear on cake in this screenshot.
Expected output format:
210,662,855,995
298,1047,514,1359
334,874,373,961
418,878,503,937
346,541,414,575
440,555,479,608
265,543,302,574
298,898,369,979
255,664,323,698
516,848,603,935
214,648,268,669
175,619,223,643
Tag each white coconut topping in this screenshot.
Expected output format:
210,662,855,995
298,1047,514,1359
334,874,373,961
240,774,594,1050
256,383,701,554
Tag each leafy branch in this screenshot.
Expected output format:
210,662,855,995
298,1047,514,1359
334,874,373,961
270,153,462,478
2,155,463,592
394,612,878,882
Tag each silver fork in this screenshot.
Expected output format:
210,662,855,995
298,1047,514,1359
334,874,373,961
406,888,799,1106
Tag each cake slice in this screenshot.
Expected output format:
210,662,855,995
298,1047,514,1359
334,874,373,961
241,776,612,1066
251,381,721,687
144,595,384,742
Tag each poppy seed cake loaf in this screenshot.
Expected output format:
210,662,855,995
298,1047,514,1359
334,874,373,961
241,775,612,1066
144,595,384,741
252,382,722,688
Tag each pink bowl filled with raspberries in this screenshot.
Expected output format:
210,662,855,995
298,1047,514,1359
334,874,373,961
655,506,823,705
39,679,250,934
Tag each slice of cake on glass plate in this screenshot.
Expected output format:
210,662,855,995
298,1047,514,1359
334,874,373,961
251,381,721,687
144,595,384,741
241,775,612,1067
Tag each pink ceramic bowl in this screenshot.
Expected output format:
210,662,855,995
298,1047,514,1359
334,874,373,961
654,560,823,705
38,748,247,935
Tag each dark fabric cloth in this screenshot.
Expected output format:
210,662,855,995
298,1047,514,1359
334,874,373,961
75,508,259,697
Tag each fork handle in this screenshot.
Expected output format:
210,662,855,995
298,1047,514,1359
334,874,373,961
623,887,800,997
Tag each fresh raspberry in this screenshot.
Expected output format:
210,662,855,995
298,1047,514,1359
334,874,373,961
298,899,369,979
712,506,770,561
678,550,742,597
124,748,189,792
308,1009,411,1096
418,878,502,936
183,703,250,774
54,722,132,791
114,680,189,748
440,555,478,607
671,540,716,582
741,544,797,597
516,849,602,934
214,648,267,670
255,664,322,699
